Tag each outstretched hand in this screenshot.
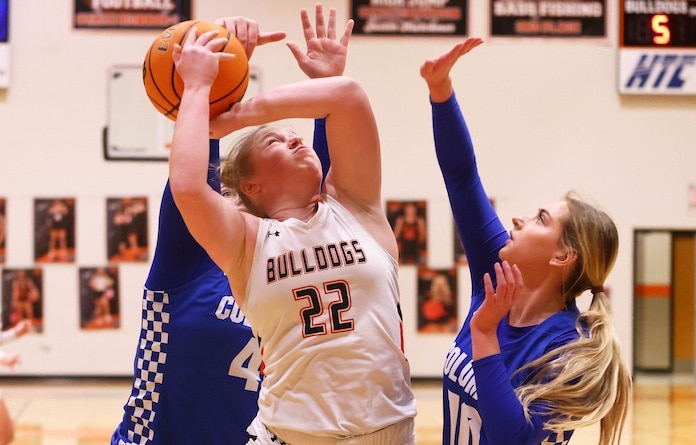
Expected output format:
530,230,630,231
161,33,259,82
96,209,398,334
420,37,483,102
286,3,354,79
215,16,286,60
471,261,523,336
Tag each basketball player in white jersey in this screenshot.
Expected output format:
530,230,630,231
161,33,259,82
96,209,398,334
168,6,417,445
113,6,357,444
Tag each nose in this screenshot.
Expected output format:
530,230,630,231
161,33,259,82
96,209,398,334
512,216,523,229
289,135,303,149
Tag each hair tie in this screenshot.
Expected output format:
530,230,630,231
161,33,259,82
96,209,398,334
591,286,604,295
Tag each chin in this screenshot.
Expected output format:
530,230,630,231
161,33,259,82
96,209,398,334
498,244,510,261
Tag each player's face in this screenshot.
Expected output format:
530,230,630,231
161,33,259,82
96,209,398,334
499,200,570,269
251,127,322,186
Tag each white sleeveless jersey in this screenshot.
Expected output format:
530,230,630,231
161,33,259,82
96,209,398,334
243,196,417,438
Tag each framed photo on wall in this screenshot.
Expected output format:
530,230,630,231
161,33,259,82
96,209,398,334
386,200,428,266
1,268,43,332
34,198,76,263
106,197,148,263
79,266,120,330
417,267,458,334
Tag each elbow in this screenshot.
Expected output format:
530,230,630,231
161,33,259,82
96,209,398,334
333,77,370,110
169,176,203,209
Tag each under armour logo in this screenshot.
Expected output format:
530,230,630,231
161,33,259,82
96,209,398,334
267,230,280,238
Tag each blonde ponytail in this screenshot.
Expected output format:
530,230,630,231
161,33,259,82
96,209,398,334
513,290,631,444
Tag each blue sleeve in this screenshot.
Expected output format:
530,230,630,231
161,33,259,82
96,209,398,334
473,355,553,445
145,140,219,290
313,118,330,181
431,94,508,303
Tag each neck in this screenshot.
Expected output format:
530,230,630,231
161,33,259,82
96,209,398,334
268,195,321,222
508,285,566,327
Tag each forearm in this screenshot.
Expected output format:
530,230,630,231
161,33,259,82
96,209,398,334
432,94,507,285
474,355,549,445
218,77,366,130
169,85,213,199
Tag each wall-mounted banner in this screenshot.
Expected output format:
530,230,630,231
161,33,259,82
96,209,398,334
351,0,468,36
490,0,606,37
618,49,696,95
74,0,191,30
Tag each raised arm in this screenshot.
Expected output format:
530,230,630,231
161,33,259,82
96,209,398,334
288,3,355,179
211,76,380,209
148,18,285,290
420,38,506,294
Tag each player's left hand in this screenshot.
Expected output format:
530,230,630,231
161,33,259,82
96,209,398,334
286,3,354,79
471,261,523,333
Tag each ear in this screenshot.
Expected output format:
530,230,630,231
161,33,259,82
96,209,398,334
240,180,259,197
550,249,577,267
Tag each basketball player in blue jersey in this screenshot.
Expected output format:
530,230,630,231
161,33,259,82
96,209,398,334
168,8,417,444
420,39,631,445
111,6,350,444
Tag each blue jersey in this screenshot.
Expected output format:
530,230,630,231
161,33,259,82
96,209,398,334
112,141,261,445
431,95,579,445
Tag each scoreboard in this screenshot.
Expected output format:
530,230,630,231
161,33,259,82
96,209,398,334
618,1,696,94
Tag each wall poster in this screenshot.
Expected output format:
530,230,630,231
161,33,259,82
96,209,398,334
34,198,76,263
2,268,43,332
79,266,120,330
417,267,458,334
490,0,607,38
351,0,468,36
386,200,428,266
106,197,149,263
74,0,191,30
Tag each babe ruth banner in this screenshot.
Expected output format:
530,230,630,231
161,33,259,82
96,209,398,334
351,0,468,36
74,0,191,30
490,0,607,37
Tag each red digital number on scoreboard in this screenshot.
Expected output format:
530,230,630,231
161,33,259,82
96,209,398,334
621,1,696,48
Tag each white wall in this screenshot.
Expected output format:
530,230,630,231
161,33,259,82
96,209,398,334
0,0,695,376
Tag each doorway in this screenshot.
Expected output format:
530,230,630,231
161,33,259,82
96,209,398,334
633,230,695,374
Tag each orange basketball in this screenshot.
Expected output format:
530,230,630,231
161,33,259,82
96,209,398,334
143,20,249,121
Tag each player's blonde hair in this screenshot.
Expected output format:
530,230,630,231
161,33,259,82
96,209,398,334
513,193,631,445
220,126,274,218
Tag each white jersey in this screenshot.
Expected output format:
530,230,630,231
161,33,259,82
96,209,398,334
243,196,417,439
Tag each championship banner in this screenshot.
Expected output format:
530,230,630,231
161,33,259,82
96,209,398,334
490,0,607,37
351,0,468,36
74,0,191,30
